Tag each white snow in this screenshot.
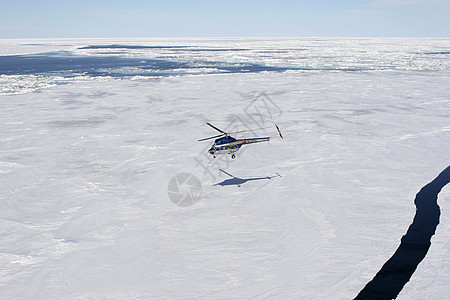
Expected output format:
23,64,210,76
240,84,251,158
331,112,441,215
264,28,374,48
0,38,449,299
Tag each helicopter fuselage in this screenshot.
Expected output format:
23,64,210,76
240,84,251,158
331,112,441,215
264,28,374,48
208,136,270,158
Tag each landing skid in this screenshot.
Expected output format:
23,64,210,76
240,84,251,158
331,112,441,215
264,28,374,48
212,154,235,159
212,154,234,159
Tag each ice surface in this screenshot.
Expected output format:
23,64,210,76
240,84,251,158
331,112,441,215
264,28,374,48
0,38,449,299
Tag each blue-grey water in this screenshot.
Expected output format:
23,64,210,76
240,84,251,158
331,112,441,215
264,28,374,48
0,51,294,78
1,39,449,94
355,166,450,300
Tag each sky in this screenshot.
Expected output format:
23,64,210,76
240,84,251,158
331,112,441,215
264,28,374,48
0,0,448,38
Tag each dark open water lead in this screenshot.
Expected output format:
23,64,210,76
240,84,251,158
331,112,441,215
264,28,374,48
355,165,450,300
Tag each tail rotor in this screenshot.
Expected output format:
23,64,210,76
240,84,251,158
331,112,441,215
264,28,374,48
275,124,283,139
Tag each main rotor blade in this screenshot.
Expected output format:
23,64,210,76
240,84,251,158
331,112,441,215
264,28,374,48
198,133,225,141
207,122,226,134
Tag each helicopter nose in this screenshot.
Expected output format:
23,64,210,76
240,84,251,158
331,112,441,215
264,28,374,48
209,149,215,154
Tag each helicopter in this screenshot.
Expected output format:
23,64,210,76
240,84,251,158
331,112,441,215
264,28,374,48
198,122,283,159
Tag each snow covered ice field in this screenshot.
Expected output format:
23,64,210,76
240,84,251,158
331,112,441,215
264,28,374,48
0,38,449,299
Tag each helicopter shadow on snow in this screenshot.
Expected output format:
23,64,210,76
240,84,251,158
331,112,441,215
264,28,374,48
214,169,281,187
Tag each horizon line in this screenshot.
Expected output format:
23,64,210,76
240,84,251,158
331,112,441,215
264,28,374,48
1,36,449,40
